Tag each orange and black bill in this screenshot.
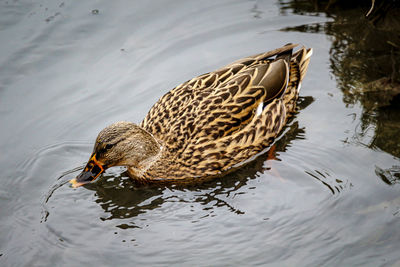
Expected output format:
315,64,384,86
70,154,105,188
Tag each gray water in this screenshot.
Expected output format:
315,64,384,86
1,0,400,266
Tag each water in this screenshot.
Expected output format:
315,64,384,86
1,0,400,266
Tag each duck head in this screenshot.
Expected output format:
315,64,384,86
70,121,160,188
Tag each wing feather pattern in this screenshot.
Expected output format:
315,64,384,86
139,43,312,180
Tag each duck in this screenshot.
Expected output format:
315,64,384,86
70,43,312,188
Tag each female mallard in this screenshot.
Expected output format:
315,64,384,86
71,43,312,187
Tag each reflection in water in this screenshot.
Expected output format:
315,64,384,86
279,0,400,184
375,165,400,186
94,177,165,228
370,101,400,158
305,169,351,195
250,2,263,19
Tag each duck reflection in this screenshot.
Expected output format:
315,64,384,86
81,97,314,225
279,0,400,183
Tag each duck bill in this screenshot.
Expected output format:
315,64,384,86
70,154,105,188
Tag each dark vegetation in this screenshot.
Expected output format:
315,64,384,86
280,0,400,182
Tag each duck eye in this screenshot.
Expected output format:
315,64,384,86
105,144,113,150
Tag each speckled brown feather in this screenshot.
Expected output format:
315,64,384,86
138,43,312,181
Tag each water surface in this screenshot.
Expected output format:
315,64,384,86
1,0,399,266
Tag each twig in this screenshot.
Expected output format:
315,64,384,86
366,0,375,17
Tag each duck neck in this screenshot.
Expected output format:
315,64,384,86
125,127,162,178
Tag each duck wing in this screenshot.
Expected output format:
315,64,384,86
142,44,313,179
141,43,297,150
